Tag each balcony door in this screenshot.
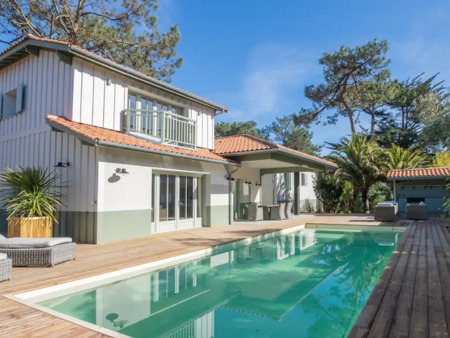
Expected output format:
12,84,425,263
153,173,202,233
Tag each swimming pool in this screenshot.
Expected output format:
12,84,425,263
13,226,403,337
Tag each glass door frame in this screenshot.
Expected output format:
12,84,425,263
152,172,203,234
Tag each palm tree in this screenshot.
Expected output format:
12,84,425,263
386,144,428,170
330,133,385,213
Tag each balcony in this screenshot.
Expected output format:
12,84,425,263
123,109,196,149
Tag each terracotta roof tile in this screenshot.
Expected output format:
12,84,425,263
0,34,70,58
214,134,336,167
387,167,450,179
46,115,235,164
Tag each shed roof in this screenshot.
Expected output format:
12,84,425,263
387,167,450,179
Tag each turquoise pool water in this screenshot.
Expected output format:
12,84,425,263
38,228,403,337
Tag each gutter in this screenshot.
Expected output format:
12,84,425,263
387,176,449,181
95,140,240,166
219,148,337,169
46,117,238,166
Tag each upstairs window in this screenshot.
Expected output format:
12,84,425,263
128,93,183,115
1,84,25,120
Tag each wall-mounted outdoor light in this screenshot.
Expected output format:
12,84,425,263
116,168,129,174
106,78,112,86
55,161,70,168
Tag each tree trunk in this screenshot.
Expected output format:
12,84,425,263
361,189,370,214
342,100,356,133
348,112,356,134
370,112,376,136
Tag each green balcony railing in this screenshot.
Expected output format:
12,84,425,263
123,109,197,149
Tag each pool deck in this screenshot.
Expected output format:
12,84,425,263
0,214,448,337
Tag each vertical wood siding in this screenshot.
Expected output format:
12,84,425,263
71,58,216,149
0,52,97,243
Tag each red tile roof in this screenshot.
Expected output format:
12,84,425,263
387,167,450,179
46,115,236,164
214,134,337,167
0,34,70,58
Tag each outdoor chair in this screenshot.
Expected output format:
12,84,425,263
271,202,286,220
0,253,12,282
406,204,428,220
0,236,76,267
247,203,263,221
374,202,398,222
285,202,293,219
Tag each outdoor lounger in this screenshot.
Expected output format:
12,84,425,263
374,202,398,222
406,203,428,220
0,253,12,282
0,236,76,267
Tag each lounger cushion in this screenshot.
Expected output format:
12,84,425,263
0,234,5,239
0,253,7,260
0,237,72,249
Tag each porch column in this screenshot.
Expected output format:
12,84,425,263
294,172,300,215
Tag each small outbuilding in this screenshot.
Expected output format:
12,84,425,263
387,167,450,215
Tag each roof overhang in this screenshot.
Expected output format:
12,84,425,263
0,38,228,113
46,118,238,167
221,149,337,173
387,175,449,181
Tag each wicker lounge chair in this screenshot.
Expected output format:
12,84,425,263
247,203,263,221
374,202,398,222
0,237,76,267
271,203,286,220
406,204,428,220
285,202,293,219
0,253,12,282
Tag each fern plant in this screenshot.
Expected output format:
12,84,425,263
0,167,64,222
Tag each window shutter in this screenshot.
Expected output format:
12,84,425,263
15,83,24,114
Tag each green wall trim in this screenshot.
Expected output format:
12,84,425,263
0,210,7,235
205,205,230,227
97,209,152,244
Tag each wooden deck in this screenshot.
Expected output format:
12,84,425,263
0,215,448,337
349,217,450,337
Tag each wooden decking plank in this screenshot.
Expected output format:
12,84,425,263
431,223,450,333
409,225,429,338
389,223,420,337
427,224,449,337
347,226,413,338
0,216,448,337
367,226,415,338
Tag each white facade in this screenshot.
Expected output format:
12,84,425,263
262,172,319,212
0,42,230,243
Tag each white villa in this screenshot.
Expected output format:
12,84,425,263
0,35,336,244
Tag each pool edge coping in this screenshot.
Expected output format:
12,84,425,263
5,223,406,337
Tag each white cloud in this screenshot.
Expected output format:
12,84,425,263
220,43,320,124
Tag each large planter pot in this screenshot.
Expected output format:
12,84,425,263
7,216,53,238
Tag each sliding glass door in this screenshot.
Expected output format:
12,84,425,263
152,173,202,233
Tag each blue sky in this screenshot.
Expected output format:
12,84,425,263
1,1,449,154
157,0,450,154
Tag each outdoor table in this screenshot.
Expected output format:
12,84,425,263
258,204,279,220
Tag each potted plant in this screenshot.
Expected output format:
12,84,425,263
0,167,63,238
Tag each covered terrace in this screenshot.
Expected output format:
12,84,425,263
214,135,337,221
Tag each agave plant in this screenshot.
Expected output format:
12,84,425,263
0,167,64,222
